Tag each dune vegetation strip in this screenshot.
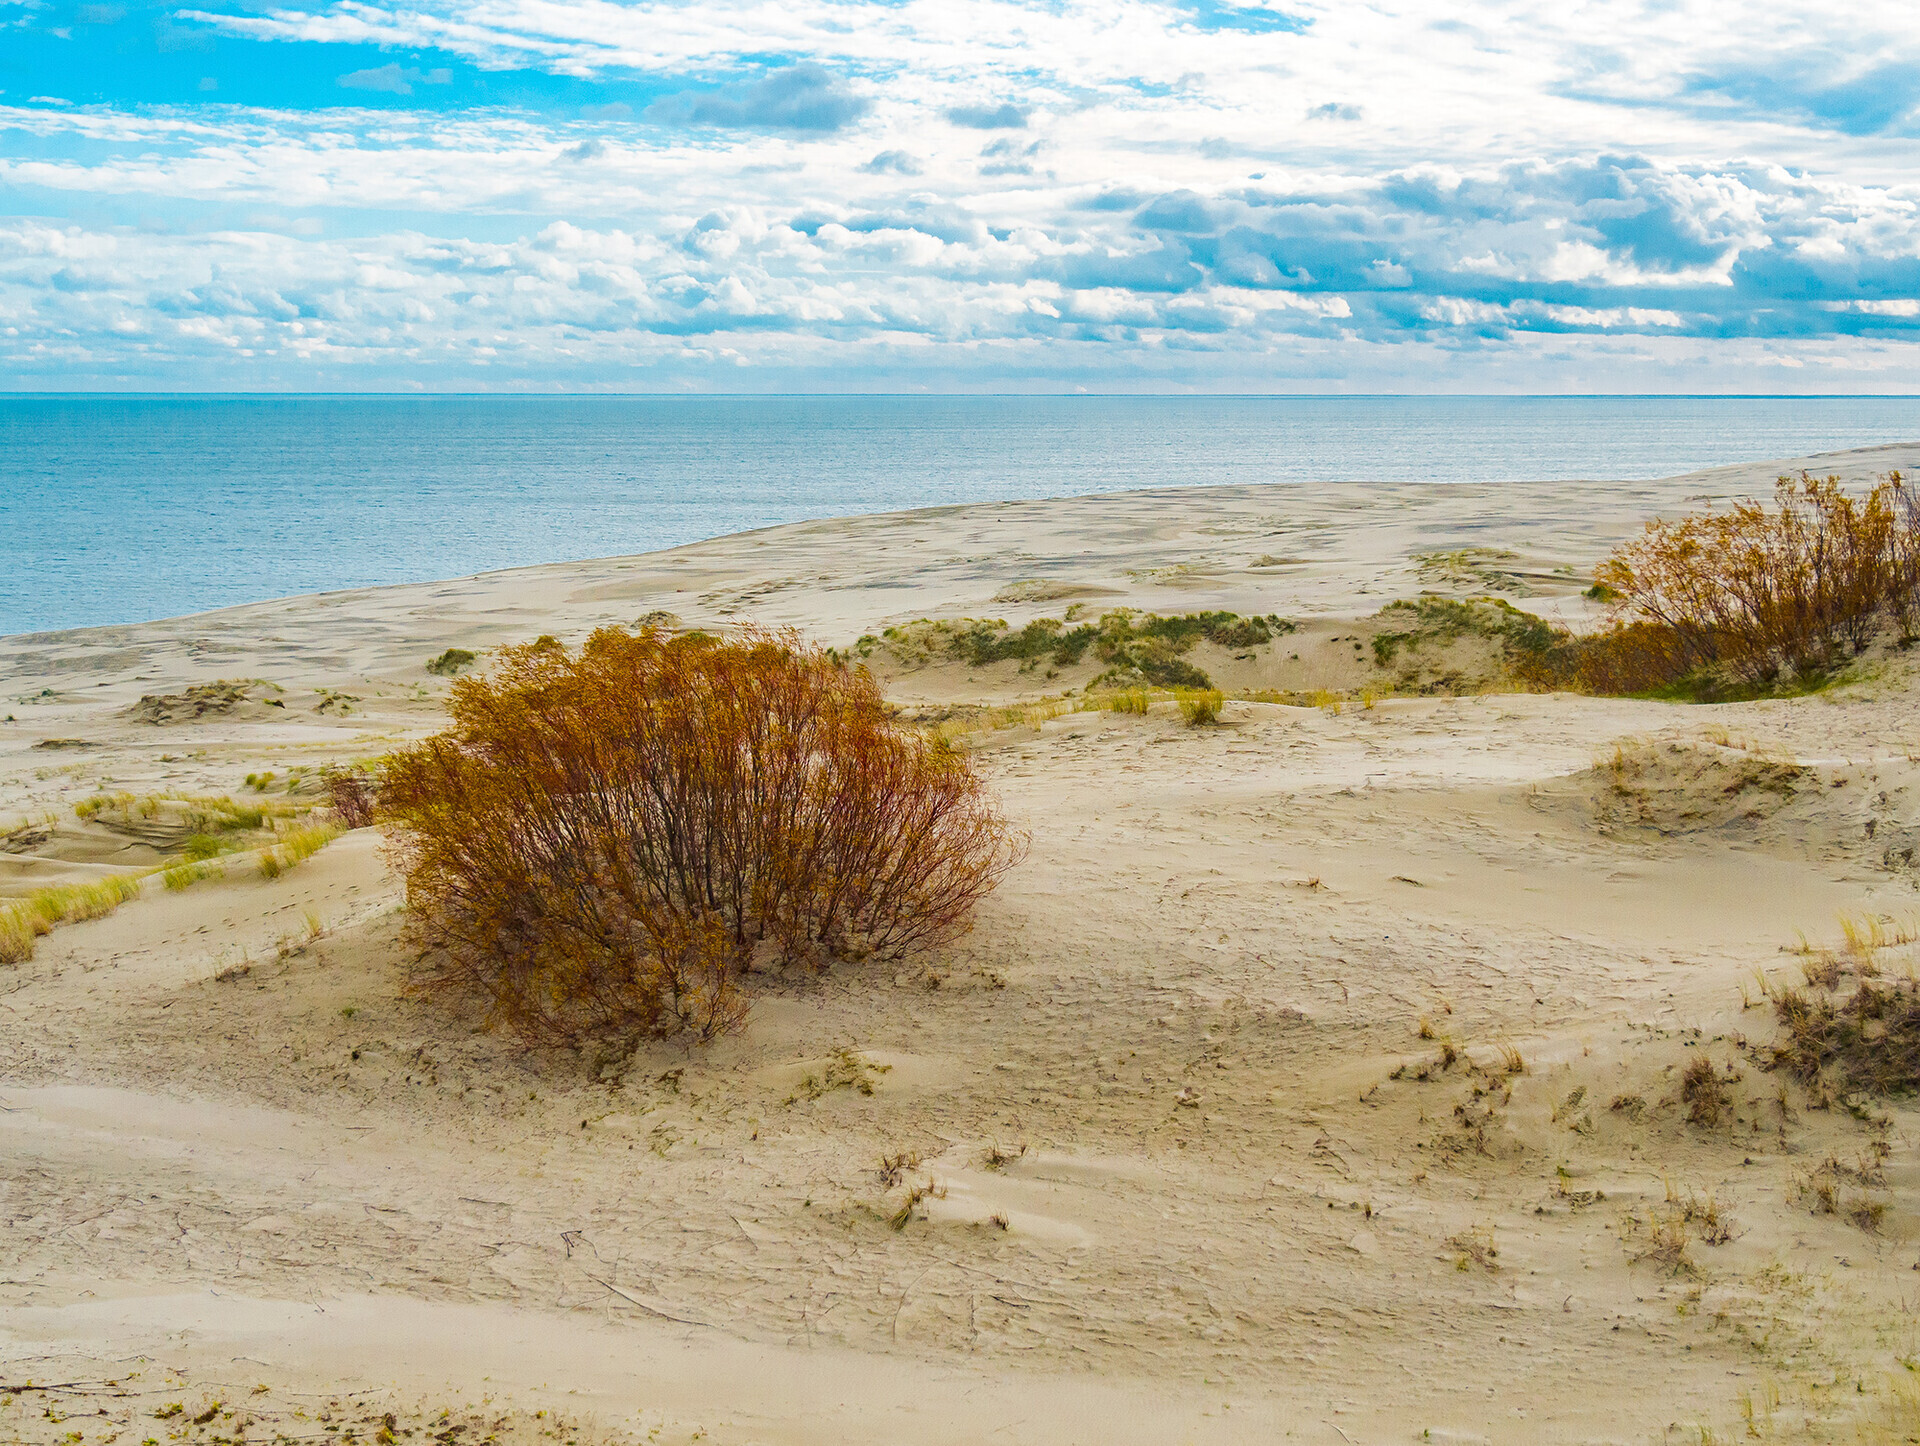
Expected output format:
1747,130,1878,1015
0,874,145,964
854,609,1294,689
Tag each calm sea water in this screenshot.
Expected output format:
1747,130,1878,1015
4,395,1919,636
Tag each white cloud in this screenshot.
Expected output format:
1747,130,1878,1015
4,0,1920,385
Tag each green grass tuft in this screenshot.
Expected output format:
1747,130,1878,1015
0,874,146,964
258,822,341,880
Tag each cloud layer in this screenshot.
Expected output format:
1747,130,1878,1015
0,0,1915,389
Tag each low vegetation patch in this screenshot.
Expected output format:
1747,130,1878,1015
426,647,478,676
1769,977,1920,1097
381,626,1024,1045
0,874,145,964
121,679,283,724
258,822,341,880
1369,595,1562,690
862,609,1293,689
76,791,306,835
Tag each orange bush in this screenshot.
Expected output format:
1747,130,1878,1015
1593,470,1920,690
379,626,1024,1044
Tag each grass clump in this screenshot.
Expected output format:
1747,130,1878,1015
427,648,478,677
258,822,341,880
162,858,226,891
0,874,145,963
382,626,1025,1046
1178,688,1224,726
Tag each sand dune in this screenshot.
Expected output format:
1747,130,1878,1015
6,445,1920,1444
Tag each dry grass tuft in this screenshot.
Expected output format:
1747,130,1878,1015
1447,1225,1498,1272
383,627,1024,1045
1663,1178,1737,1245
1770,978,1920,1097
1680,1055,1735,1127
1629,1209,1695,1274
1794,1153,1890,1233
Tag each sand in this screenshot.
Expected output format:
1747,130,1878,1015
5,442,1920,1444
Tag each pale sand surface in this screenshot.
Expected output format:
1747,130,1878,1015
6,443,1920,1443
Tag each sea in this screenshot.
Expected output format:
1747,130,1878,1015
4,394,1919,637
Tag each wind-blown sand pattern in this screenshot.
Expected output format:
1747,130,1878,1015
6,443,1920,1444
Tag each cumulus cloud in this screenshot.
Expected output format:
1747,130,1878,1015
645,64,868,132
946,103,1028,129
860,149,922,175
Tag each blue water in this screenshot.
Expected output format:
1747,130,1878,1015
4,395,1919,637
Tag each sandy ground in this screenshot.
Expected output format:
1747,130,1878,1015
6,443,1920,1444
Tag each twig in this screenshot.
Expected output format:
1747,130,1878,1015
583,1274,708,1328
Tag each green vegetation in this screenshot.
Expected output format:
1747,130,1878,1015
75,791,304,833
1178,688,1225,726
162,858,226,891
868,609,1295,690
1370,595,1560,669
427,647,478,676
0,874,146,964
258,822,341,880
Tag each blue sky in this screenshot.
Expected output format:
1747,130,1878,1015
1,0,1917,391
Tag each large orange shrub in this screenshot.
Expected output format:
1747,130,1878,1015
380,627,1024,1043
1591,470,1919,690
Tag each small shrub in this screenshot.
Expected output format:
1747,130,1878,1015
325,768,378,829
381,626,1025,1045
427,648,477,677
1178,689,1224,726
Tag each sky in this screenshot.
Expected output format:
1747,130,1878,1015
1,0,1917,392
